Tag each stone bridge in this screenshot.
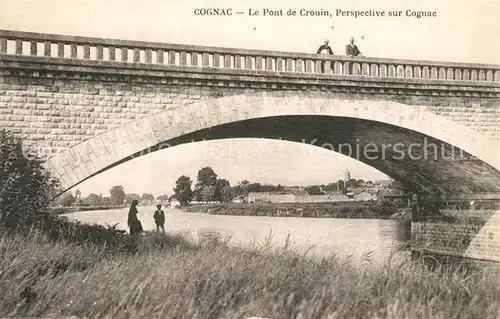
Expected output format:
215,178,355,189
1,30,499,263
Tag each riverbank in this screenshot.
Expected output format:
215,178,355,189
51,205,126,215
1,230,498,318
182,201,406,219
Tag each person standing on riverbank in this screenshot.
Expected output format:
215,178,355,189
127,199,143,238
153,204,166,234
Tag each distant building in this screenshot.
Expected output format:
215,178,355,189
352,189,378,201
248,191,353,203
169,199,180,207
231,195,247,203
376,189,403,202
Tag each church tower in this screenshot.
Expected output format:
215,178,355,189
343,169,351,183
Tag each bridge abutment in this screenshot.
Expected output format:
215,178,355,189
411,204,500,264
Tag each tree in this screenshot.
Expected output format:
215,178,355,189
74,189,81,203
125,193,140,204
109,185,126,205
305,185,324,195
239,180,250,187
141,193,155,202
229,185,244,197
101,197,111,206
246,183,263,193
196,167,218,187
346,178,358,189
85,193,101,206
194,167,218,201
173,175,193,206
220,185,235,203
157,194,169,201
60,193,76,207
201,185,216,203
0,129,59,231
215,178,230,202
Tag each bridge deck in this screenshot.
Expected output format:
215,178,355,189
1,29,499,84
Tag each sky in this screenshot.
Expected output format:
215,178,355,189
1,0,499,197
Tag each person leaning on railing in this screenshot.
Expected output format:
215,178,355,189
345,37,362,75
316,39,335,73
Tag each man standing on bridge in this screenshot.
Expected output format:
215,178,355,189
316,39,335,73
345,37,362,75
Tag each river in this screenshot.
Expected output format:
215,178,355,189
65,206,411,264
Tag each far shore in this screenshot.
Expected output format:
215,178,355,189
181,201,408,219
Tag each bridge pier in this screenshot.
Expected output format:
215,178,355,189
410,193,500,265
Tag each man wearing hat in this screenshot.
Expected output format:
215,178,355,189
153,204,166,234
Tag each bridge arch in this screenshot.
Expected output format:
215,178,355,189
45,91,500,194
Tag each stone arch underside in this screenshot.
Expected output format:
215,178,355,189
45,92,500,194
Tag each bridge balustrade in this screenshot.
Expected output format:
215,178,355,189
1,30,499,82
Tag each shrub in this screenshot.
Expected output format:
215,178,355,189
0,130,131,252
0,130,59,232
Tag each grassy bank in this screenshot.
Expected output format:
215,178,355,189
1,230,499,318
183,201,403,219
51,205,126,214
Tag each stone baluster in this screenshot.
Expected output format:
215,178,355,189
109,47,116,61
83,44,90,59
157,49,164,64
44,41,51,57
180,51,188,66
15,39,23,55
0,38,7,53
191,52,199,66
30,41,38,56
213,53,220,67
97,45,104,61
224,54,231,68
58,43,65,58
145,49,152,64
265,57,273,70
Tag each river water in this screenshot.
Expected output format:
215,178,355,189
65,206,410,264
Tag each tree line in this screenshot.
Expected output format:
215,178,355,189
53,166,397,207
53,185,170,207
172,166,292,206
171,166,383,206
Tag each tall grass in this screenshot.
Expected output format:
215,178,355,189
1,230,499,319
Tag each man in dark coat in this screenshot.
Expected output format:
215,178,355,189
345,37,362,75
153,204,165,233
316,39,335,73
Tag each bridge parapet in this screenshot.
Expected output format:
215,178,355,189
1,29,499,83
